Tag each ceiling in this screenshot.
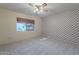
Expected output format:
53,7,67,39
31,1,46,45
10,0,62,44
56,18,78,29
0,3,79,18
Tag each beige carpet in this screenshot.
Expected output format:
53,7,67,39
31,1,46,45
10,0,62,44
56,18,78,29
0,37,79,55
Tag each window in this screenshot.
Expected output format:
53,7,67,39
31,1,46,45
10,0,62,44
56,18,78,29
26,23,34,31
16,17,35,32
16,23,26,31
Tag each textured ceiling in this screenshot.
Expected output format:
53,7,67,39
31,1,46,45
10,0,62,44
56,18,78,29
0,3,79,18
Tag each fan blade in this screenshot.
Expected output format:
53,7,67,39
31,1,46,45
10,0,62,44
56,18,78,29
42,3,47,7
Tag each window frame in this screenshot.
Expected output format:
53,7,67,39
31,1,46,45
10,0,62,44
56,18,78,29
16,17,35,32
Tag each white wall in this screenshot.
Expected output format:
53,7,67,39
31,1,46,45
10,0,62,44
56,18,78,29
43,9,79,44
0,8,42,45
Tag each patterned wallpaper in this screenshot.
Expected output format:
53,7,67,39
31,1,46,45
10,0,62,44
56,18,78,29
72,10,79,44
43,9,79,44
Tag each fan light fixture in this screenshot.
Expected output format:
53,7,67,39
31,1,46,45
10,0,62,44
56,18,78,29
29,3,47,14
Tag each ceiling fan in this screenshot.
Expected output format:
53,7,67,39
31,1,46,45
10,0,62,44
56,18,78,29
29,3,48,13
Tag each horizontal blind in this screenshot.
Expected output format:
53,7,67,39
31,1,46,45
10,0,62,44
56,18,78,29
17,17,34,24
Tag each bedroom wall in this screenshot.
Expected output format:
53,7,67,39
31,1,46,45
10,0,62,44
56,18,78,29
0,8,42,45
43,9,79,44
